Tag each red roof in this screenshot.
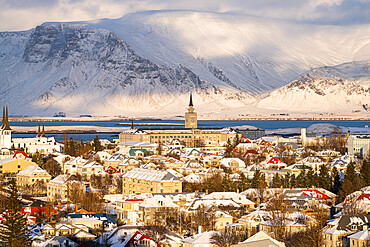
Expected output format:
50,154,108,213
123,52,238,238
302,189,331,200
13,151,30,159
357,193,370,201
124,198,144,202
266,157,283,164
240,136,251,143
21,206,58,216
259,139,271,146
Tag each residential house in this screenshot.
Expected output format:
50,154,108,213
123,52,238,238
202,192,255,211
200,154,222,168
16,165,51,194
47,175,86,202
63,156,87,175
322,215,370,247
77,161,104,179
347,229,370,247
183,231,219,247
219,158,246,173
0,158,36,180
138,195,179,225
231,231,285,247
178,160,205,175
122,168,182,194
163,157,185,169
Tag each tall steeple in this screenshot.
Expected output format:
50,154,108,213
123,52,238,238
36,123,41,137
185,92,197,129
188,93,195,113
1,106,4,129
3,105,11,131
189,93,194,107
41,123,46,137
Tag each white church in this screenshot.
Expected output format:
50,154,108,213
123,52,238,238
1,106,62,154
0,106,12,149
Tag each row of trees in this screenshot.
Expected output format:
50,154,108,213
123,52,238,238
63,135,102,157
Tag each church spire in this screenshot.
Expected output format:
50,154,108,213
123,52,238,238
41,123,46,137
36,123,41,137
1,106,4,129
189,93,193,107
2,105,11,131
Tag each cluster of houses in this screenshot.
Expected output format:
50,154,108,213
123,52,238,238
0,100,369,247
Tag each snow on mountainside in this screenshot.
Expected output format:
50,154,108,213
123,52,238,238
0,10,369,116
255,61,370,113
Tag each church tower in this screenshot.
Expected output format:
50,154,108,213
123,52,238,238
185,93,197,129
0,105,12,148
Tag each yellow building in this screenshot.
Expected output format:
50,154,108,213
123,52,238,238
16,165,51,194
347,229,369,247
118,95,237,146
47,174,86,202
0,158,36,180
322,215,370,247
122,168,182,195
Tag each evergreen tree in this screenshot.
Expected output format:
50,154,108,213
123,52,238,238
0,179,30,246
272,173,282,188
93,135,102,152
289,174,296,188
339,163,365,201
31,151,44,167
318,164,331,190
331,167,341,195
306,168,317,188
224,139,233,158
360,160,370,186
251,170,261,188
284,173,291,188
296,168,307,187
238,172,249,192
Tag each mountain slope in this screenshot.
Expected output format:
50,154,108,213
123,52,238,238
255,61,370,114
0,11,369,116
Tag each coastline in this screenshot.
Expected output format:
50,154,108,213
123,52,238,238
6,115,370,122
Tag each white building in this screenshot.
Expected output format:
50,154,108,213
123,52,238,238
13,136,62,154
347,134,370,158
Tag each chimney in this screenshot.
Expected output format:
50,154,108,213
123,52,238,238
206,189,209,195
237,188,240,194
195,190,198,197
198,225,202,234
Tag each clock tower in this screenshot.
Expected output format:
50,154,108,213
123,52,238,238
185,93,197,129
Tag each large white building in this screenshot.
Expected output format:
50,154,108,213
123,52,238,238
347,134,370,158
12,124,63,154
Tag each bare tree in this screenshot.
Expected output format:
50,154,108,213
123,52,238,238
265,191,289,242
286,205,328,247
192,206,216,231
211,230,246,247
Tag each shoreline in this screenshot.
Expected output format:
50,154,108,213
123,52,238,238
6,116,370,122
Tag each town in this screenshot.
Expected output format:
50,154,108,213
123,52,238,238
0,97,369,247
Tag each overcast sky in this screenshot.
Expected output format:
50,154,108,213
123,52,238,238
0,0,369,31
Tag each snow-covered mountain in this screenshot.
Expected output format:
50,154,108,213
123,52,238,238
255,61,370,114
0,10,369,116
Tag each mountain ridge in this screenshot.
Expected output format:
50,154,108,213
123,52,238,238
0,10,369,116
